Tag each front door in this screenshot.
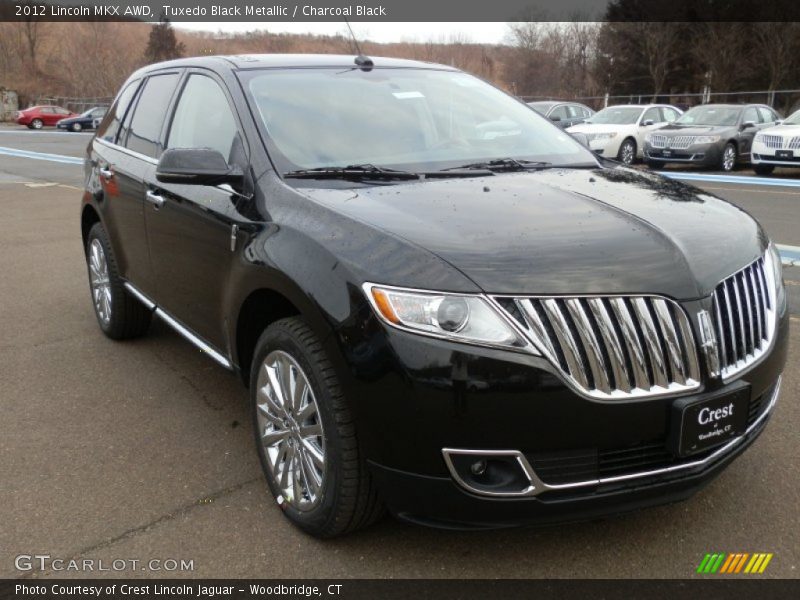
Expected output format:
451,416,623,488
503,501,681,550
144,72,252,352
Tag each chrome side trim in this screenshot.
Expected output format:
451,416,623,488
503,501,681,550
123,282,156,310
123,282,233,370
443,376,780,498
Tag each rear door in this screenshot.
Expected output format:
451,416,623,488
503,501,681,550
143,70,252,351
91,72,181,298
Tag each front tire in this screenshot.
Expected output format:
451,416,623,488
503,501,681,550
720,143,737,172
85,223,152,339
250,317,383,538
71,122,82,132
617,138,637,165
754,164,775,176
31,119,43,129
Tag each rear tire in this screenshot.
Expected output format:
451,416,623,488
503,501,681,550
71,122,82,132
754,164,775,176
250,317,384,538
85,223,152,340
31,119,43,130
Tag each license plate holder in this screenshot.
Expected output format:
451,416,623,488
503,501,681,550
669,382,750,457
662,149,673,157
776,149,794,159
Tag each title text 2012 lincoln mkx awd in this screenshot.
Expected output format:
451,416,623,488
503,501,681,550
80,55,788,537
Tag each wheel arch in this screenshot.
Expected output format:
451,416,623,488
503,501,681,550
81,203,101,251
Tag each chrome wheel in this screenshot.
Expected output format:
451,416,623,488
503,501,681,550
255,350,325,511
72,123,82,132
31,119,43,130
619,140,635,165
722,145,736,171
88,239,112,325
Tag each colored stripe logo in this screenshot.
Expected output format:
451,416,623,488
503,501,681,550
697,553,773,574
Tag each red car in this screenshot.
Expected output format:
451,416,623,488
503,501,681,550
15,105,77,129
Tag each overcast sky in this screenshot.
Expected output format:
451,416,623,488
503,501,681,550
176,22,513,45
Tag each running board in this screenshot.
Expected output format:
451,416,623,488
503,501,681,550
123,282,233,370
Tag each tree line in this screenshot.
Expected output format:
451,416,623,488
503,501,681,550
1,15,798,113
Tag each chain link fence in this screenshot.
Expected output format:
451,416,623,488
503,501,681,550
29,95,114,114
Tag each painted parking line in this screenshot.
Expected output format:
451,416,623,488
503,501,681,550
0,146,83,165
777,244,800,267
0,129,92,136
658,172,800,188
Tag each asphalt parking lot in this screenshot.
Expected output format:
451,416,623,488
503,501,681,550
1,125,798,579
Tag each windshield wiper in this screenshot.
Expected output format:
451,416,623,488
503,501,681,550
283,164,421,181
441,158,553,172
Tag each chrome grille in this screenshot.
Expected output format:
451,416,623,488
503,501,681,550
495,295,700,399
759,134,784,149
711,255,776,379
648,134,668,149
789,136,800,150
665,135,696,150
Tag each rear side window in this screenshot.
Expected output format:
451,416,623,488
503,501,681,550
124,73,180,158
98,81,140,144
167,75,239,161
663,108,679,122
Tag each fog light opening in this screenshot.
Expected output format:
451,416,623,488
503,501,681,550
443,449,537,496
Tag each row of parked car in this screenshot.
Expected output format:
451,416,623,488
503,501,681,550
14,105,107,132
529,100,800,175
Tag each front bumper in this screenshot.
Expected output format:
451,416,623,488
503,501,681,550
752,149,800,167
644,144,722,167
336,295,789,528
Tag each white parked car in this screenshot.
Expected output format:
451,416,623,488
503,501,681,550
566,104,683,165
752,109,800,175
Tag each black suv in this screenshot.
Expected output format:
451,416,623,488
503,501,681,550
81,55,788,537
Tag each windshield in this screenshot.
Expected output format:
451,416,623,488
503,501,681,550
676,106,740,126
585,107,642,125
783,110,800,125
241,68,595,175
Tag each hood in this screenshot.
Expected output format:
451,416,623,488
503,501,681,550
760,123,800,136
656,124,734,136
567,123,629,135
301,167,766,299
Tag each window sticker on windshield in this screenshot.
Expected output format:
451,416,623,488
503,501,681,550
393,91,425,99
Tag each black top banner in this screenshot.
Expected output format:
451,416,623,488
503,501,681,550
2,0,800,22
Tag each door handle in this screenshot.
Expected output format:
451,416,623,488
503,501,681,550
145,189,166,209
99,166,113,179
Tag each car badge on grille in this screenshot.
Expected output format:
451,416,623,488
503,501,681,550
697,309,720,378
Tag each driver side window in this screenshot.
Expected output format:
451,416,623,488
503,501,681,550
641,108,661,124
742,107,759,125
167,74,239,162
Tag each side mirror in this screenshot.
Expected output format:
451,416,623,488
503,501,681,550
156,148,243,187
775,119,784,125
569,132,590,148
549,114,561,122
740,121,756,130
642,119,655,126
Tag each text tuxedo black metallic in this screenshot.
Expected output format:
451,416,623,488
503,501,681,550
80,55,788,537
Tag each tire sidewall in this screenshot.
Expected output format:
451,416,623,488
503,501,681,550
32,119,43,129
249,322,345,534
86,223,122,336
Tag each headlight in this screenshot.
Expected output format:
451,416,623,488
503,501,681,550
364,284,530,350
767,242,785,305
588,132,618,141
693,136,720,144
